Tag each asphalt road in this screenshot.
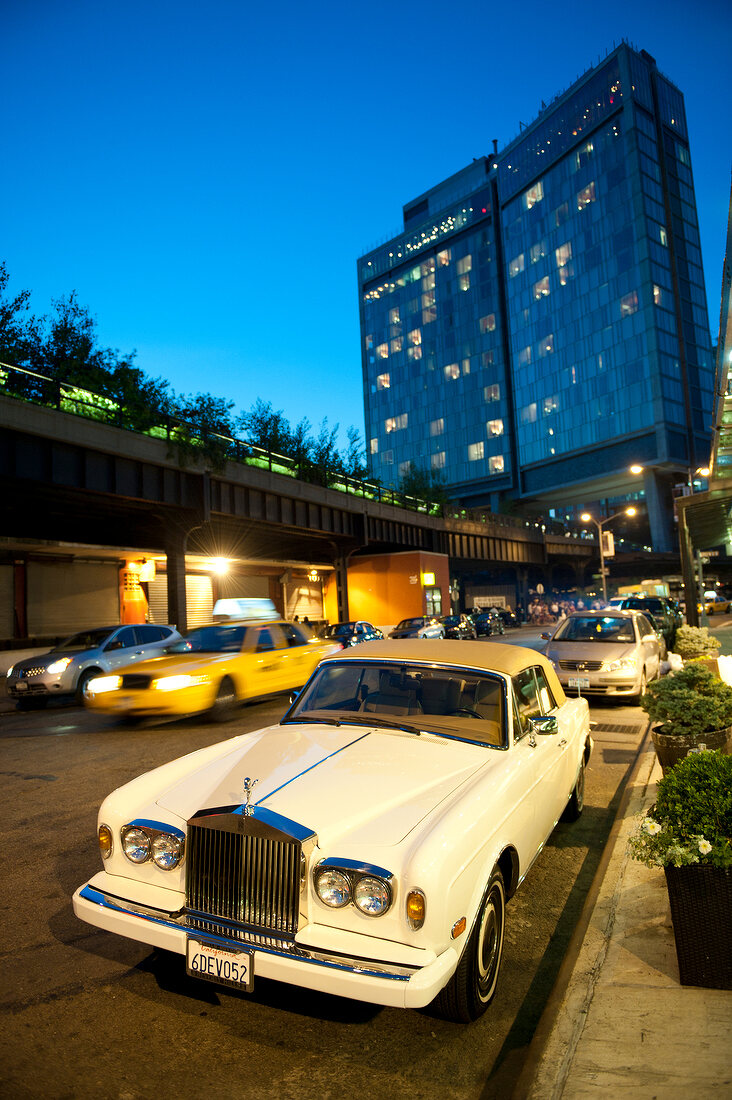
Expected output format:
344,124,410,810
0,639,649,1100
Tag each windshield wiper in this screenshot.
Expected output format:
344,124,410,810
286,715,342,726
333,714,423,736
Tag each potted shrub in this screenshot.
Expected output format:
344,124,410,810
640,661,732,773
628,750,732,988
673,624,720,661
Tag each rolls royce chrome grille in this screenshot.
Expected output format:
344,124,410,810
185,809,314,937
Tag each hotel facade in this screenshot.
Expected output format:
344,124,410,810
358,44,714,552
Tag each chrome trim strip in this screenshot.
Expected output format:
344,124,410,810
124,818,186,841
316,857,393,880
79,884,415,982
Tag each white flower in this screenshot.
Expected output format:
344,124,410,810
698,838,712,856
643,819,662,835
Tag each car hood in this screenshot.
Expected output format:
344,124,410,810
545,640,637,662
155,722,491,847
15,648,88,669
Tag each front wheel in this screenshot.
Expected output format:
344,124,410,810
563,756,585,821
209,677,238,722
633,668,648,705
76,668,100,704
433,868,505,1022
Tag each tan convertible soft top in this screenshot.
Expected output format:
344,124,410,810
321,638,567,706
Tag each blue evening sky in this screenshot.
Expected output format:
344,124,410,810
3,0,730,450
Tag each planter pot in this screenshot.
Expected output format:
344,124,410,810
664,864,732,989
650,725,732,775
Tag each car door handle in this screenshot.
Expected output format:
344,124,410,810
558,738,567,747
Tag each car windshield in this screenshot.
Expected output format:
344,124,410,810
395,618,425,629
284,660,506,747
553,616,635,643
56,628,114,650
320,623,354,638
168,625,248,653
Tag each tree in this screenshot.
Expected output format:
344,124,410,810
236,398,293,455
398,462,449,509
341,425,367,481
0,261,42,371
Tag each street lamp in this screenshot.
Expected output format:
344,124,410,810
580,508,637,605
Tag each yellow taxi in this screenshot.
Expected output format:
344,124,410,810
84,619,341,722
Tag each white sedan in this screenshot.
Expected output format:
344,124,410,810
73,639,591,1022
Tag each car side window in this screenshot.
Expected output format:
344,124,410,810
637,615,653,638
280,622,308,648
512,668,541,739
534,667,556,713
254,625,286,652
134,625,166,643
105,627,137,650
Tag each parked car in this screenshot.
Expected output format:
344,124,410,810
73,638,592,1022
490,606,520,629
542,609,662,700
389,616,445,639
5,624,180,709
318,621,384,647
611,596,678,649
440,614,478,639
472,610,505,637
83,618,341,722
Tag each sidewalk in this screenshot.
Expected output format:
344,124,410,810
514,734,732,1099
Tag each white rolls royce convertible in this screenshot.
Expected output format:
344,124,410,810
73,639,592,1022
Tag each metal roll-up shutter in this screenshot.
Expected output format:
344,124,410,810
0,565,13,638
27,562,120,636
146,573,213,629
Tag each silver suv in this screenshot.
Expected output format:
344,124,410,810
6,624,180,708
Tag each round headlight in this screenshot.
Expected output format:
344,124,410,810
316,869,351,908
122,827,151,864
354,875,391,916
151,832,183,870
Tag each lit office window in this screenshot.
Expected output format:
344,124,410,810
533,276,550,300
538,334,554,356
577,181,596,210
530,239,547,263
620,291,638,317
390,336,403,353
444,363,461,380
459,273,471,291
484,384,500,402
376,343,388,359
421,258,436,277
432,451,446,470
376,373,390,390
370,438,378,455
389,307,400,325
559,262,575,285
407,345,422,361
398,461,411,477
487,419,504,436
489,456,505,474
430,418,444,436
521,403,537,424
554,201,569,227
509,253,525,277
555,241,572,268
365,334,374,349
480,313,496,333
457,255,472,274
482,350,495,367
543,395,558,415
574,141,594,170
462,358,471,375
518,345,532,366
408,327,422,346
385,413,407,433
659,226,668,247
653,285,663,306
523,181,544,210
437,248,451,266
468,441,485,461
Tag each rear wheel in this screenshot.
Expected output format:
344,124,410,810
209,677,237,722
563,756,586,821
434,867,505,1022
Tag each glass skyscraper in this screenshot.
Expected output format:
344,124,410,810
357,44,714,552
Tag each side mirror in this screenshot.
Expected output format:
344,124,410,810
529,715,559,735
540,632,552,640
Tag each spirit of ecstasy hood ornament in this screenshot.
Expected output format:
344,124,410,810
242,776,259,817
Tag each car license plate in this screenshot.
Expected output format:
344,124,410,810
186,939,253,991
14,681,28,692
568,677,590,688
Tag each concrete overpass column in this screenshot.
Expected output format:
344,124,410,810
334,556,349,622
166,534,188,632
